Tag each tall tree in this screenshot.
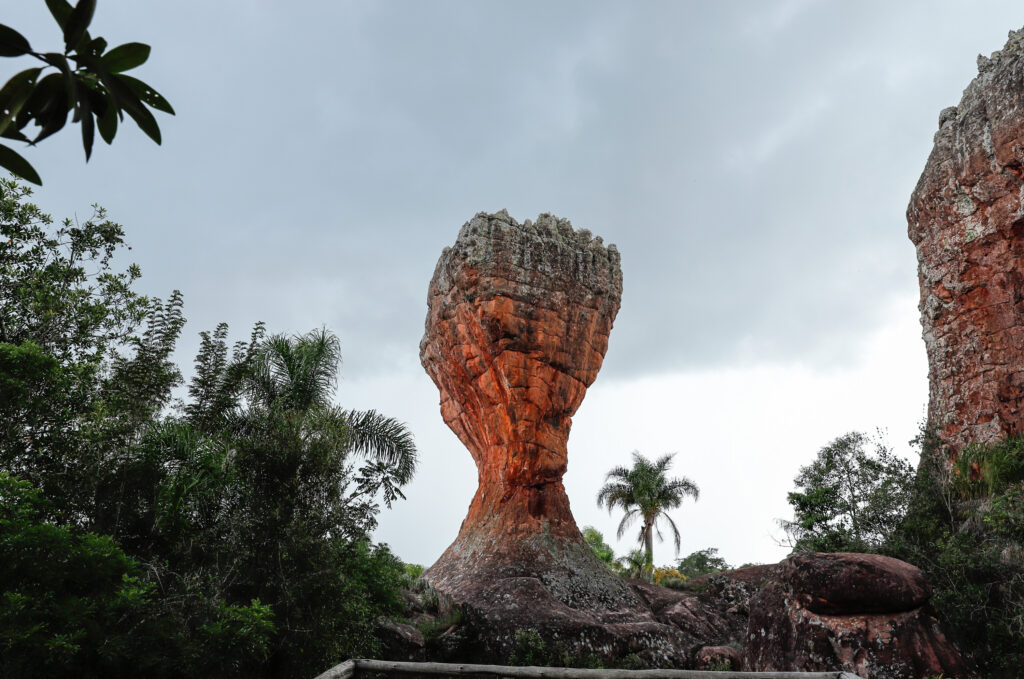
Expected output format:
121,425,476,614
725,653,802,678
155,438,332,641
596,451,699,570
779,431,914,553
0,180,418,678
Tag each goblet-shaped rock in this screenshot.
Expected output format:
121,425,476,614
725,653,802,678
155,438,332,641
420,210,631,611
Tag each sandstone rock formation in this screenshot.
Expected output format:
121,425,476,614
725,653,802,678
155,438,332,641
419,211,704,662
908,28,1024,452
417,212,971,672
742,554,972,679
420,210,626,606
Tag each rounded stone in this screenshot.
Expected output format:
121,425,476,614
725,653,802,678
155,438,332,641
783,552,932,615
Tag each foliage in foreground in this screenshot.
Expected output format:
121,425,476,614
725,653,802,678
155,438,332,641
0,179,415,678
885,435,1024,679
0,0,174,185
782,428,1024,678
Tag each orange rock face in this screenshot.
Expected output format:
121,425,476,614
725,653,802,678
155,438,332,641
908,29,1024,453
420,210,627,607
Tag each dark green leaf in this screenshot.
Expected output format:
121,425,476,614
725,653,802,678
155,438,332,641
96,91,117,144
29,75,71,145
0,24,32,57
40,52,69,70
1,127,28,142
0,67,42,106
0,68,42,137
45,0,74,30
85,36,107,56
102,43,150,73
122,96,161,144
64,0,96,52
85,63,162,145
0,142,41,184
77,81,94,160
119,75,174,115
18,72,65,129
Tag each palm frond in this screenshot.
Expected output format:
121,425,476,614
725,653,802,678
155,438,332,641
616,507,640,541
597,480,632,511
658,513,682,554
343,408,417,485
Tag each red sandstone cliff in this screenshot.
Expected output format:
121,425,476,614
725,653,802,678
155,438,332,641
908,28,1024,452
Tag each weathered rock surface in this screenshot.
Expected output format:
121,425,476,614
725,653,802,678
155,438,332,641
784,552,931,615
374,619,426,662
695,645,744,671
420,211,626,606
417,212,971,672
908,28,1024,452
420,211,714,663
746,553,973,678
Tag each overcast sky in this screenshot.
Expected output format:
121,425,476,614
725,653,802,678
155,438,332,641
7,1,1024,568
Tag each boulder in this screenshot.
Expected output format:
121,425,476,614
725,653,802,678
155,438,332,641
745,554,974,678
375,619,426,662
784,552,931,615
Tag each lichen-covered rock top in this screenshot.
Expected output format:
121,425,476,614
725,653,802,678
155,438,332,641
422,209,622,386
432,209,622,294
420,209,622,494
908,27,1024,451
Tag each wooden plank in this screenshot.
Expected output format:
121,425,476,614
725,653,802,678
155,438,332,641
314,659,356,679
350,658,852,679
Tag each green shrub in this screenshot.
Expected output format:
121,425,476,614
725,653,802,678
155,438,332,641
675,548,731,579
886,435,1024,678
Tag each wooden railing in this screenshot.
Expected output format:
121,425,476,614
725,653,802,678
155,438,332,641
314,659,862,679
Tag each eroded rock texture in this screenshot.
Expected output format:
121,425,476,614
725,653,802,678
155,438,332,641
744,554,973,679
417,212,971,672
420,210,621,555
419,211,733,664
420,210,624,601
908,28,1024,452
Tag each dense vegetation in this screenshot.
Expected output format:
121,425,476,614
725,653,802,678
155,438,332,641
783,430,1024,678
0,179,416,679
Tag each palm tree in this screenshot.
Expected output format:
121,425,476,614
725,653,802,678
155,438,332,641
246,328,418,504
596,451,699,571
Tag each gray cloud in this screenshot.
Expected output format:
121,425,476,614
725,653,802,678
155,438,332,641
6,1,1024,380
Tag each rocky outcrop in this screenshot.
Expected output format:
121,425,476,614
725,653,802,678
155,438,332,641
745,553,973,678
784,552,931,615
908,28,1024,452
419,211,714,663
420,210,625,609
417,212,971,672
374,619,425,662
